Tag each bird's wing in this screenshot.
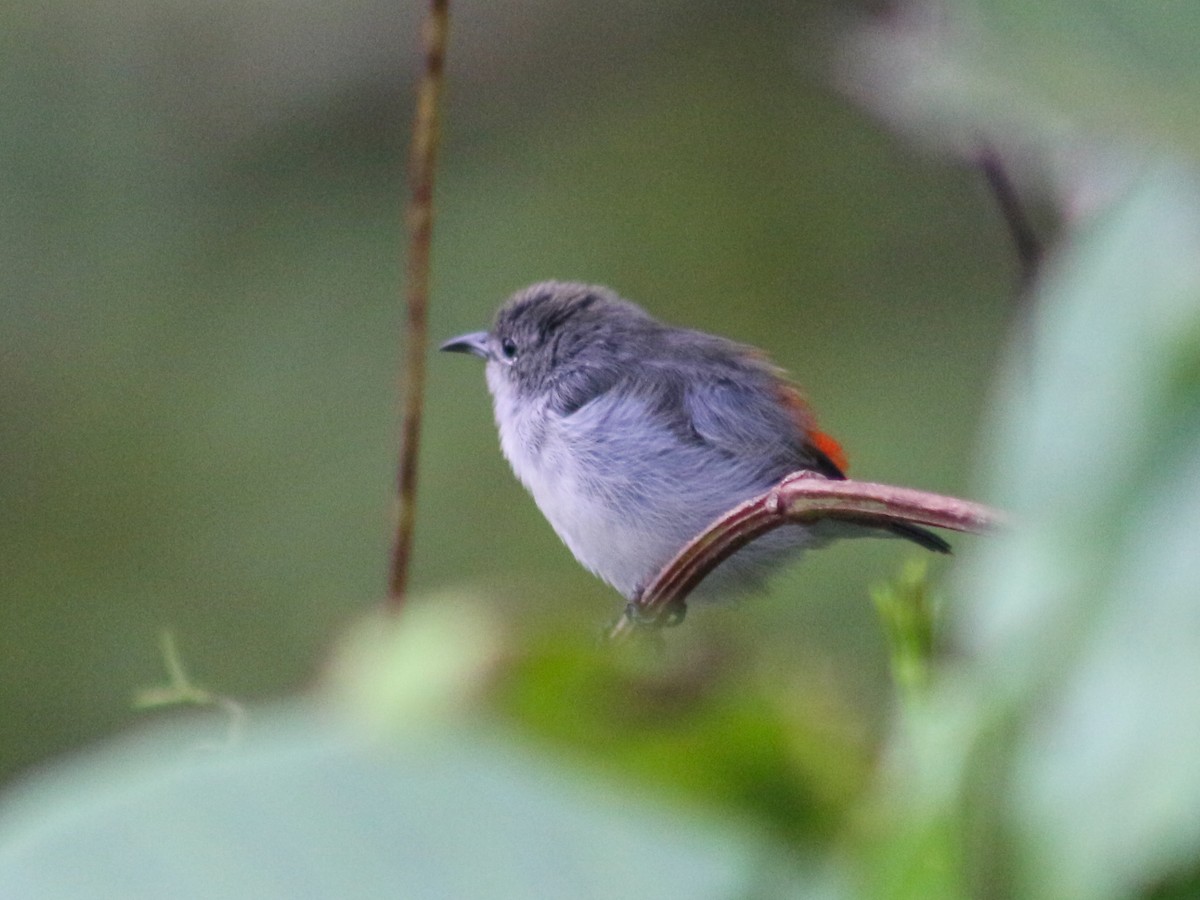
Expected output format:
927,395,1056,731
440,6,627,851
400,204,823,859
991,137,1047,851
680,362,846,481
685,370,952,551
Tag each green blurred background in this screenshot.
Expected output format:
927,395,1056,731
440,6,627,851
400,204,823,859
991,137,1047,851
0,1,1015,783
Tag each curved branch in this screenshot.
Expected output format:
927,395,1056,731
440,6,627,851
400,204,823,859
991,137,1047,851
606,475,1006,643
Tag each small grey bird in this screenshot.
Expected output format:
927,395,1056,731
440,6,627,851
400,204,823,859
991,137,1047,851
442,281,949,605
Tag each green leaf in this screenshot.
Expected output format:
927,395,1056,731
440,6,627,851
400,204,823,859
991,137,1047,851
848,0,1200,165
0,707,817,899
872,560,938,704
909,164,1200,900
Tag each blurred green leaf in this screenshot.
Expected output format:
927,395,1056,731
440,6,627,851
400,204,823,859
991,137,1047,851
878,163,1200,900
493,630,873,847
872,560,938,704
847,0,1200,893
971,0,1200,156
0,706,815,899
2,602,820,897
849,0,1200,176
325,597,506,733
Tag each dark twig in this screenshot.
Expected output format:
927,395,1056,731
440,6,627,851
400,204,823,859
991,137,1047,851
606,474,1006,643
388,0,450,611
977,145,1042,289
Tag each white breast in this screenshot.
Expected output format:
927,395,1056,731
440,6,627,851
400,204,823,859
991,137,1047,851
484,362,818,599
485,362,692,597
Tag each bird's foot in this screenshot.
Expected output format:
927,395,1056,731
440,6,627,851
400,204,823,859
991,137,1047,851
622,594,687,629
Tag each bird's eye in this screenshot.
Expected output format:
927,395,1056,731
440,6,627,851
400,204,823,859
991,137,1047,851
500,338,518,360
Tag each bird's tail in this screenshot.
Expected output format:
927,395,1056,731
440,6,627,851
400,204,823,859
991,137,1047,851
886,522,952,554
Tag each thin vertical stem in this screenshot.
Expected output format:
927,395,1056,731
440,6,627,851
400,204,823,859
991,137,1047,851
389,0,450,610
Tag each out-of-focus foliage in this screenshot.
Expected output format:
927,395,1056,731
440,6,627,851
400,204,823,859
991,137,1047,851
871,559,938,704
846,2,1200,898
852,0,1200,162
0,714,815,898
867,161,1200,900
0,604,836,898
3,0,1200,898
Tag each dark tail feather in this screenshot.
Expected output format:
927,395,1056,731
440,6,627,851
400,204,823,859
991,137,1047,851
888,522,952,554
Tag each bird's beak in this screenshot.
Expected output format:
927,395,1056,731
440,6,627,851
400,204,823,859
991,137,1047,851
439,331,490,359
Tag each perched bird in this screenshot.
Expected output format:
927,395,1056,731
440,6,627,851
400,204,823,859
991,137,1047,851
442,281,949,605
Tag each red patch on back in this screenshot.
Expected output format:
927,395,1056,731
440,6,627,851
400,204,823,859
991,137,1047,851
774,381,850,474
810,429,849,474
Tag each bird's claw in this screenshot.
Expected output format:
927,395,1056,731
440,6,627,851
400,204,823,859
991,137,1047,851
622,596,687,628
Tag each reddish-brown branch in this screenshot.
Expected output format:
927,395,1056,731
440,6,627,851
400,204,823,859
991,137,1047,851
388,0,451,611
606,475,1006,642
